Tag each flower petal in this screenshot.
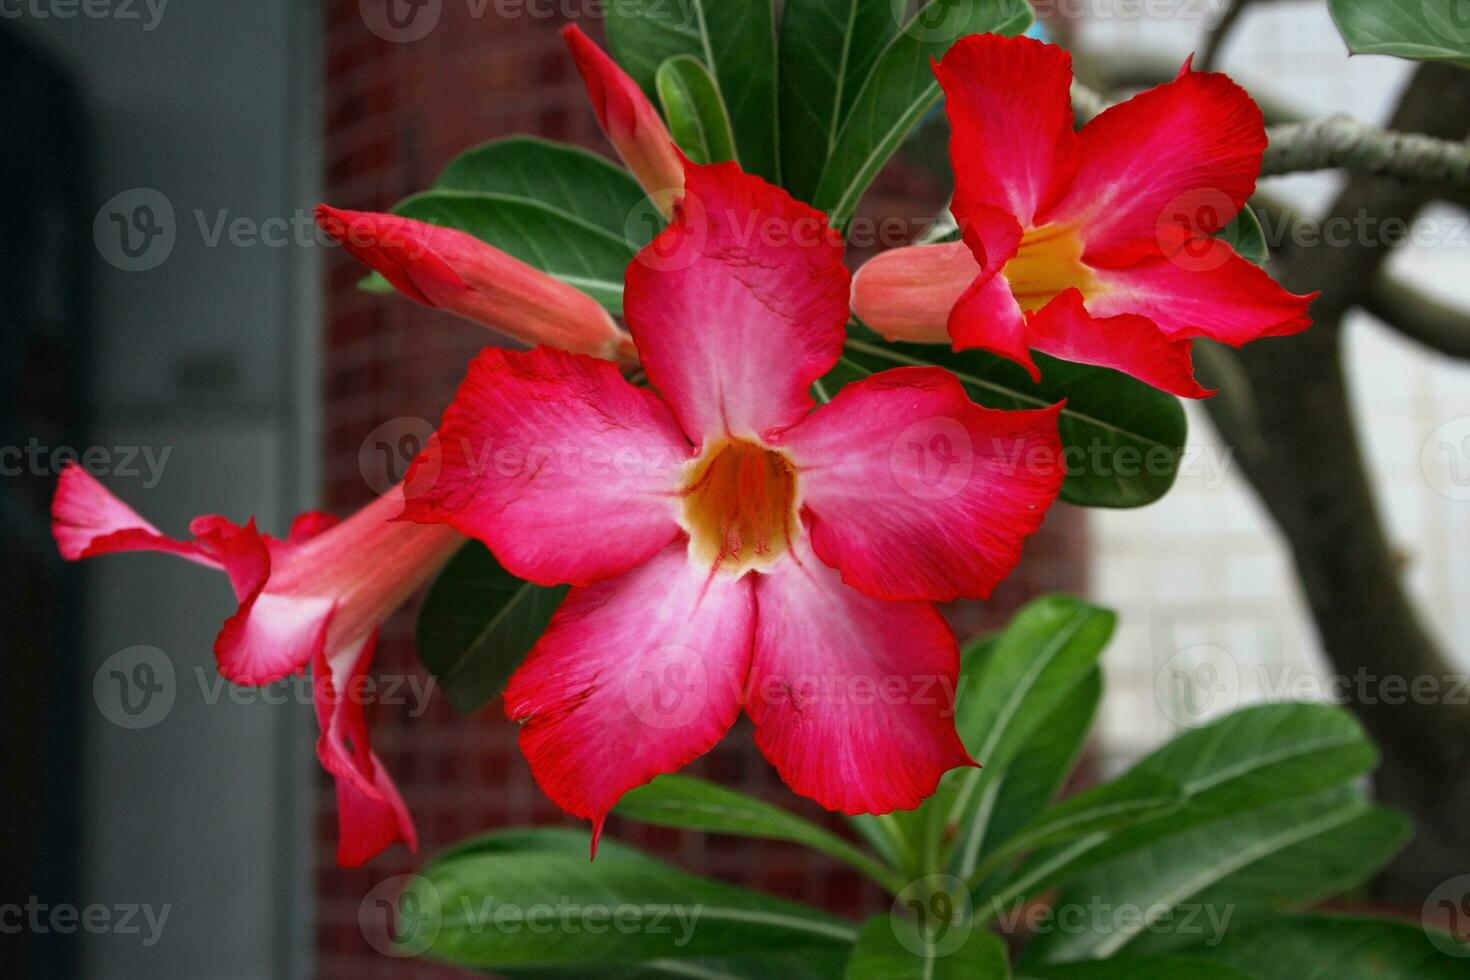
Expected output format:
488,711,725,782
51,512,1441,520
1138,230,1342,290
746,532,974,814
401,346,689,586
503,544,755,850
51,463,216,566
775,368,1063,602
1028,290,1213,399
315,205,631,360
1046,62,1266,267
313,633,417,867
1088,242,1316,345
624,159,849,446
937,33,1078,227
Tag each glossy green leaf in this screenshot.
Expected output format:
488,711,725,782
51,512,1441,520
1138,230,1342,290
1197,915,1469,979
778,0,898,200
965,771,1186,889
1019,957,1254,980
975,669,1101,873
990,703,1381,910
406,828,856,968
655,55,739,165
433,135,658,246
936,597,1116,880
845,915,1010,979
831,330,1188,508
385,190,637,314
1328,0,1470,68
1215,204,1269,265
812,0,1033,231
616,775,905,892
606,0,782,182
414,542,567,714
1022,787,1410,962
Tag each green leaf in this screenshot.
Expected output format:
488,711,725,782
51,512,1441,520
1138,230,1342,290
405,828,856,968
1215,204,1268,266
989,703,1381,913
1021,787,1410,962
812,0,1034,231
846,915,1010,979
832,330,1188,508
616,774,906,892
433,135,659,246
965,772,1186,889
975,669,1101,873
778,0,898,201
1328,0,1470,68
655,55,739,165
606,0,782,182
937,597,1116,880
388,190,637,314
1197,915,1470,979
1019,957,1255,980
414,542,567,714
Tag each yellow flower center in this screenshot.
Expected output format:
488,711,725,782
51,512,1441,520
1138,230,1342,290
679,439,798,575
1002,222,1096,313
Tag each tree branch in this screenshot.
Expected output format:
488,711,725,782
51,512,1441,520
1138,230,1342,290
1364,273,1470,360
1263,114,1470,187
1198,0,1254,73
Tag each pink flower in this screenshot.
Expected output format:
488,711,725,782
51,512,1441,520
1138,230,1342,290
851,34,1316,398
52,465,462,866
562,24,684,215
401,159,1066,849
315,205,634,363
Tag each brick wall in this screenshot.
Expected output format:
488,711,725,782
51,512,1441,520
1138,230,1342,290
317,3,1086,975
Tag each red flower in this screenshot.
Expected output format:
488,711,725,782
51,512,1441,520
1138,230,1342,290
401,159,1067,850
52,466,462,866
851,33,1316,398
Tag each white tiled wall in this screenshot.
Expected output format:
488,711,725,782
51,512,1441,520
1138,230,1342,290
1074,3,1470,769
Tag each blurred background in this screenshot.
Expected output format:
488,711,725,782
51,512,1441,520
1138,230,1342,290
2,2,1466,978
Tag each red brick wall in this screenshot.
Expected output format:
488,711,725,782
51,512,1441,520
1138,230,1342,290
317,3,1087,976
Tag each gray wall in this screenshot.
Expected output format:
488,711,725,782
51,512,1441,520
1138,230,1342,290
15,3,321,977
